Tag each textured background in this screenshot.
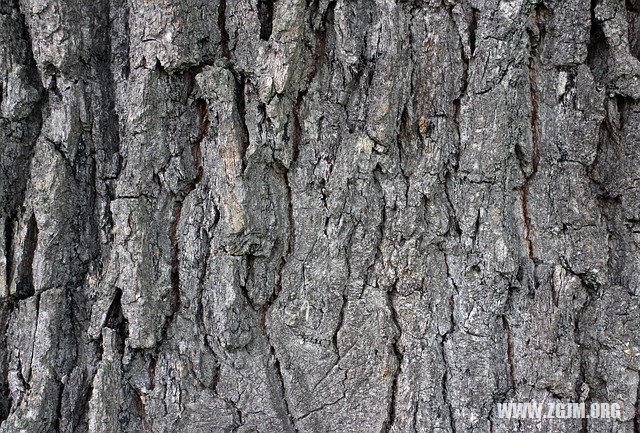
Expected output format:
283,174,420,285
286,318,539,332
1,0,639,431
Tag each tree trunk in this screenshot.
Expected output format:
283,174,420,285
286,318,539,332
1,0,639,431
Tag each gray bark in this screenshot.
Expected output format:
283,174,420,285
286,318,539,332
0,0,639,431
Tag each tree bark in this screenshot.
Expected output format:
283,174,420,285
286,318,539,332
1,0,639,431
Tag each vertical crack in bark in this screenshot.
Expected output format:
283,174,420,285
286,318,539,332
16,213,38,300
259,163,298,430
4,216,13,292
260,251,298,429
26,293,41,385
440,336,456,433
521,20,540,289
257,0,274,41
197,234,218,389
199,274,216,366
233,73,250,174
587,0,609,82
310,0,336,83
161,96,208,345
572,274,594,433
118,0,131,79
2,0,45,300
271,348,299,432
276,166,295,300
260,101,299,431
447,8,469,237
239,254,256,310
261,0,333,326
230,399,246,432
148,353,157,392
165,201,183,344
451,93,462,173
332,292,346,356
266,94,301,313
369,167,402,433
258,166,297,432
411,399,419,433
501,316,516,390
384,287,403,433
218,0,230,58
132,386,151,431
444,175,461,238
469,8,479,57
53,374,66,433
6,212,39,300
291,93,304,165
100,0,126,254
104,288,127,353
578,354,589,432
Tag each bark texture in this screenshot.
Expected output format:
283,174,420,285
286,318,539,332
1,0,640,431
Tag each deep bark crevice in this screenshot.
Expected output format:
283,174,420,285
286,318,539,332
52,380,65,432
258,0,275,41
332,292,346,356
165,201,183,339
233,73,250,174
26,293,41,385
218,0,230,58
104,288,127,352
469,8,479,58
501,315,516,390
384,290,403,433
4,216,13,292
587,0,609,82
519,19,542,296
271,349,299,433
441,340,456,433
15,213,38,300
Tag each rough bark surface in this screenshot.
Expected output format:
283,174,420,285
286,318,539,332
1,0,639,431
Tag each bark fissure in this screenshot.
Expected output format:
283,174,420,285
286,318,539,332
160,92,208,347
240,255,256,310
271,349,299,433
469,9,479,57
26,293,41,385
4,216,13,292
218,0,230,58
258,0,275,41
384,287,403,433
166,201,184,338
233,74,250,174
441,341,456,433
52,379,65,433
501,315,516,390
520,23,540,290
17,213,38,300
332,291,346,356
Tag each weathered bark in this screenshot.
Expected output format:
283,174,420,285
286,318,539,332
1,0,639,431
